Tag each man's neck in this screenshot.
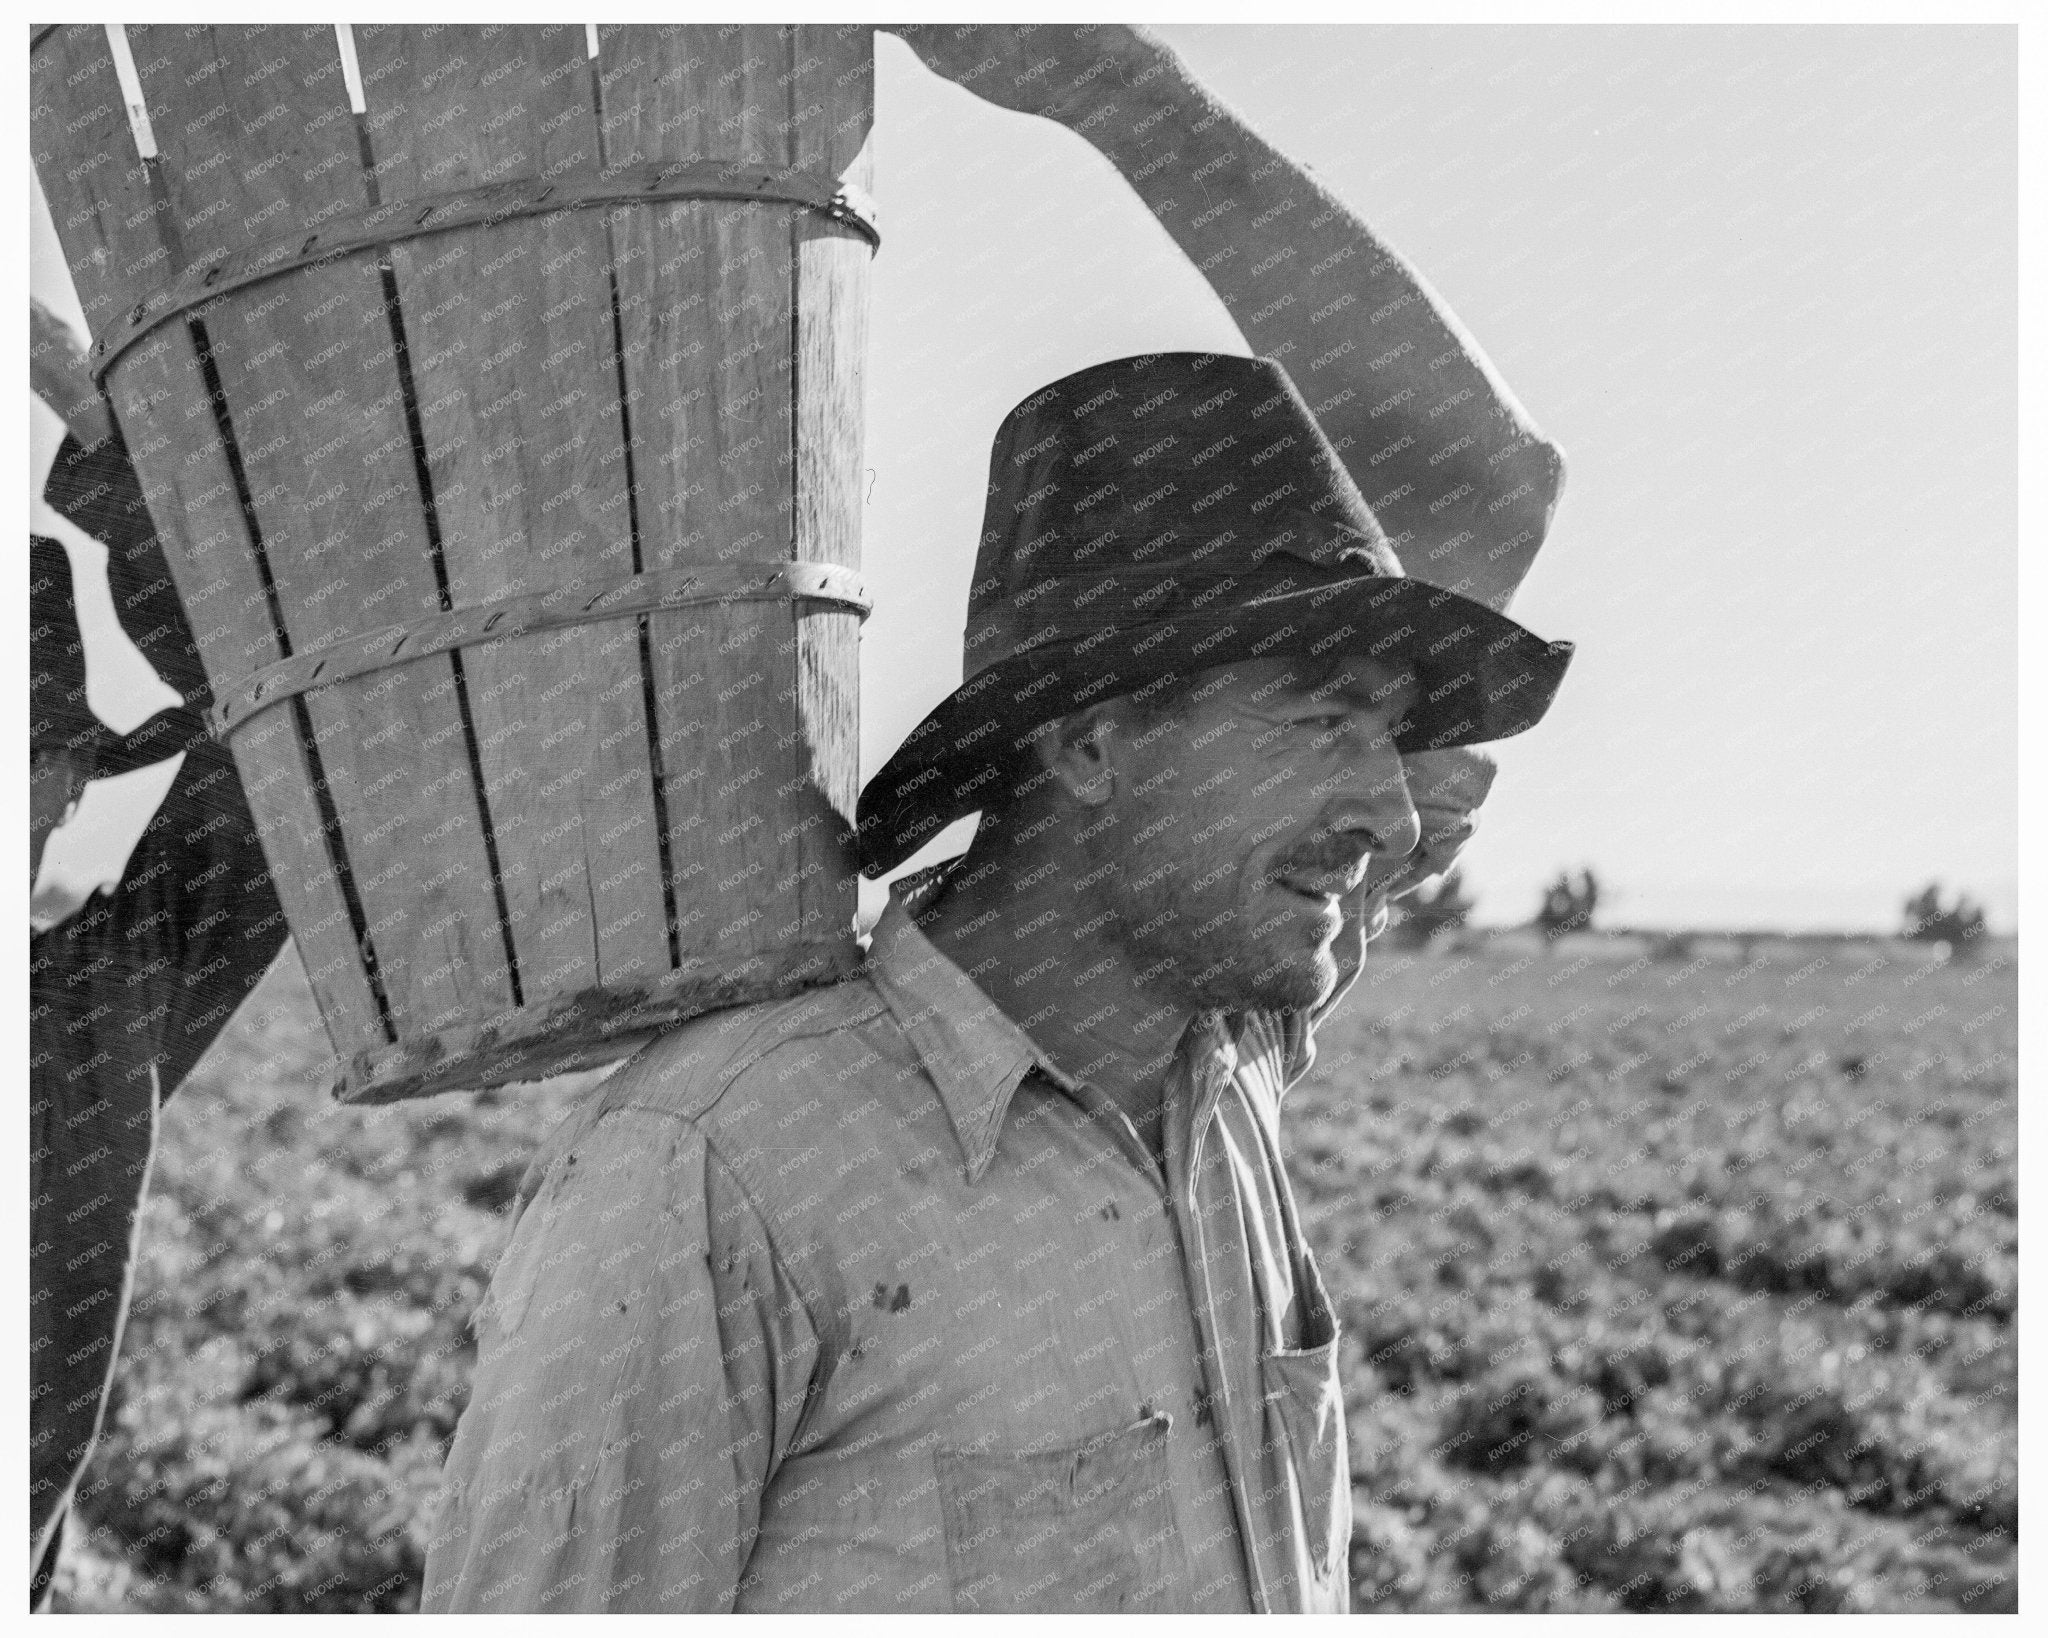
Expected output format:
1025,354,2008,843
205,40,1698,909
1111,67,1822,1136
917,822,1202,1158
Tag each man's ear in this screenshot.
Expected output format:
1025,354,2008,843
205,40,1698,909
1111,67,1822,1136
1032,706,1120,809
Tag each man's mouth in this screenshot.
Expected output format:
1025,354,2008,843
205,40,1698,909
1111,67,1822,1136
1271,859,1368,901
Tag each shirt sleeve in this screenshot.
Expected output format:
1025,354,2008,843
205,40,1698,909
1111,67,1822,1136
421,1102,821,1612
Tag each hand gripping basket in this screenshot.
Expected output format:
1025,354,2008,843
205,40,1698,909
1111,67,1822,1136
31,23,877,1101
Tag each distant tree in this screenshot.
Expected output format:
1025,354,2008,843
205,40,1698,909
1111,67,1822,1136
1648,930,1698,963
1902,881,1986,958
1389,867,1475,948
1535,868,1599,939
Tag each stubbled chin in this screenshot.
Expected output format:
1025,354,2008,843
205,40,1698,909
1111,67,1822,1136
1230,942,1338,1014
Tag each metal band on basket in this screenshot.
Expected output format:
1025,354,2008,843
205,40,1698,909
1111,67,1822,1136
89,160,882,384
207,559,873,741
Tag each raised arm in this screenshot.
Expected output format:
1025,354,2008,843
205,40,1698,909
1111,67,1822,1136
885,24,1565,612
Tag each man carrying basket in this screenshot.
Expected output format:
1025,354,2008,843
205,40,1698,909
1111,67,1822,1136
424,26,1572,1613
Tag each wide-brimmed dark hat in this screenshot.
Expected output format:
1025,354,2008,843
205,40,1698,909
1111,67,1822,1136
855,353,1573,877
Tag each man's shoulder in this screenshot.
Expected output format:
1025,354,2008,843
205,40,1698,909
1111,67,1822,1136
590,968,916,1140
549,967,950,1284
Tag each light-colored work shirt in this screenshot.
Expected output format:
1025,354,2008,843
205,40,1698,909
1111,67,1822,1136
421,866,1353,1612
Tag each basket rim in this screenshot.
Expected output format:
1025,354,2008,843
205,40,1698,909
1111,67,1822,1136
333,935,866,1103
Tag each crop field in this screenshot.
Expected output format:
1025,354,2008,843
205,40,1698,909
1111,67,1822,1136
51,932,2017,1612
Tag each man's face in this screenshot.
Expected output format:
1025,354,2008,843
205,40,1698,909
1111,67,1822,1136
1081,653,1423,1013
1361,745,1498,919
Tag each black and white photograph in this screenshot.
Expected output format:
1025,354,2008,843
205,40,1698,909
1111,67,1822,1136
23,13,2023,1617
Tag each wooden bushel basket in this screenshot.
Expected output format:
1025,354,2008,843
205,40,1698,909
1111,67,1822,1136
32,24,877,1102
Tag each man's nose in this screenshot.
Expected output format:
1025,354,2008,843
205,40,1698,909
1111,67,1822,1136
1321,739,1421,863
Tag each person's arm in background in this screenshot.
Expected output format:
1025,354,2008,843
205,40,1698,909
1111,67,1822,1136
883,24,1566,613
30,301,112,897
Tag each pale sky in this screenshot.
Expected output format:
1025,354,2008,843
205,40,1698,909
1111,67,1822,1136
31,25,2017,934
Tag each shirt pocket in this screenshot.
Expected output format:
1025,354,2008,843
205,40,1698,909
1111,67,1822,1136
1258,1249,1350,1594
934,1411,1178,1612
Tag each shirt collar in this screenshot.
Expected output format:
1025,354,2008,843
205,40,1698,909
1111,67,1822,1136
864,866,1082,1185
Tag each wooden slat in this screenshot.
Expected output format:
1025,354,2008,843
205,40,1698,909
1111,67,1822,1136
30,23,386,1055
351,23,671,997
131,22,513,1035
788,25,873,948
28,27,160,337
595,24,818,981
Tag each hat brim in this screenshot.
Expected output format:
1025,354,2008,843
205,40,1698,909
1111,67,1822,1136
856,573,1572,877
